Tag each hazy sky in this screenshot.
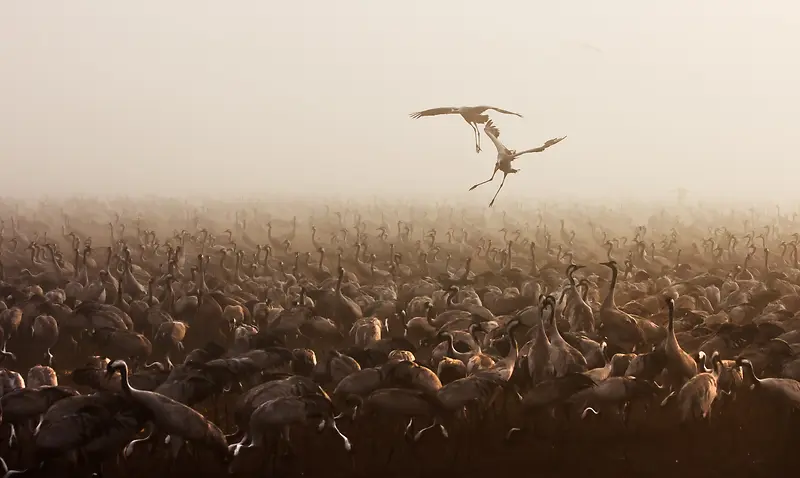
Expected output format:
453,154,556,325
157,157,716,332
1,1,798,205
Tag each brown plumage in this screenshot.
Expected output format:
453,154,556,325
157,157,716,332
106,359,229,461
468,120,566,206
663,297,698,391
27,365,58,388
409,105,523,153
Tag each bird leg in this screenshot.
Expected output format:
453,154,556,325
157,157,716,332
620,401,631,427
8,425,17,447
473,124,482,153
326,416,352,452
228,433,252,457
31,414,44,435
165,435,185,477
165,435,184,475
488,174,508,207
279,426,295,458
660,390,677,407
404,418,415,440
469,169,498,191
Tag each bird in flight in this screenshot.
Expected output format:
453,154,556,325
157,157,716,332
470,120,566,207
409,105,523,153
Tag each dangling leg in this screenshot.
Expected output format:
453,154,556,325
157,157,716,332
469,167,498,191
488,174,508,207
465,122,480,153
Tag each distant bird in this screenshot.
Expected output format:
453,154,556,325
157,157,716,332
409,106,523,153
469,120,566,207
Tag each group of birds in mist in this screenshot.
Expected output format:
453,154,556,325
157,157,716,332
410,105,566,207
1,196,800,478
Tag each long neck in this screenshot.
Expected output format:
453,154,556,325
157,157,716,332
742,362,760,387
667,304,675,333
602,266,618,309
568,268,578,292
118,364,134,397
536,310,550,345
446,289,458,307
426,307,436,326
505,325,518,366
549,307,563,340
116,276,124,304
49,247,62,272
336,272,344,293
73,248,80,278
199,258,209,291
445,333,471,361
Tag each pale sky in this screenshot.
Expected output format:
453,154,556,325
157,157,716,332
1,1,798,205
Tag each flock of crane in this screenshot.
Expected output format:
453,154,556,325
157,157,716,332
0,199,799,478
409,105,567,207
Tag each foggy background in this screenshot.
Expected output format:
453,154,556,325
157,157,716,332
0,1,797,207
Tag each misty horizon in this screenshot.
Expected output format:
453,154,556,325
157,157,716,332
1,1,797,205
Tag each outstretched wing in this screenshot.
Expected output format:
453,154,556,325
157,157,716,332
483,106,523,118
409,107,460,119
484,119,501,138
513,136,567,157
483,120,511,155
